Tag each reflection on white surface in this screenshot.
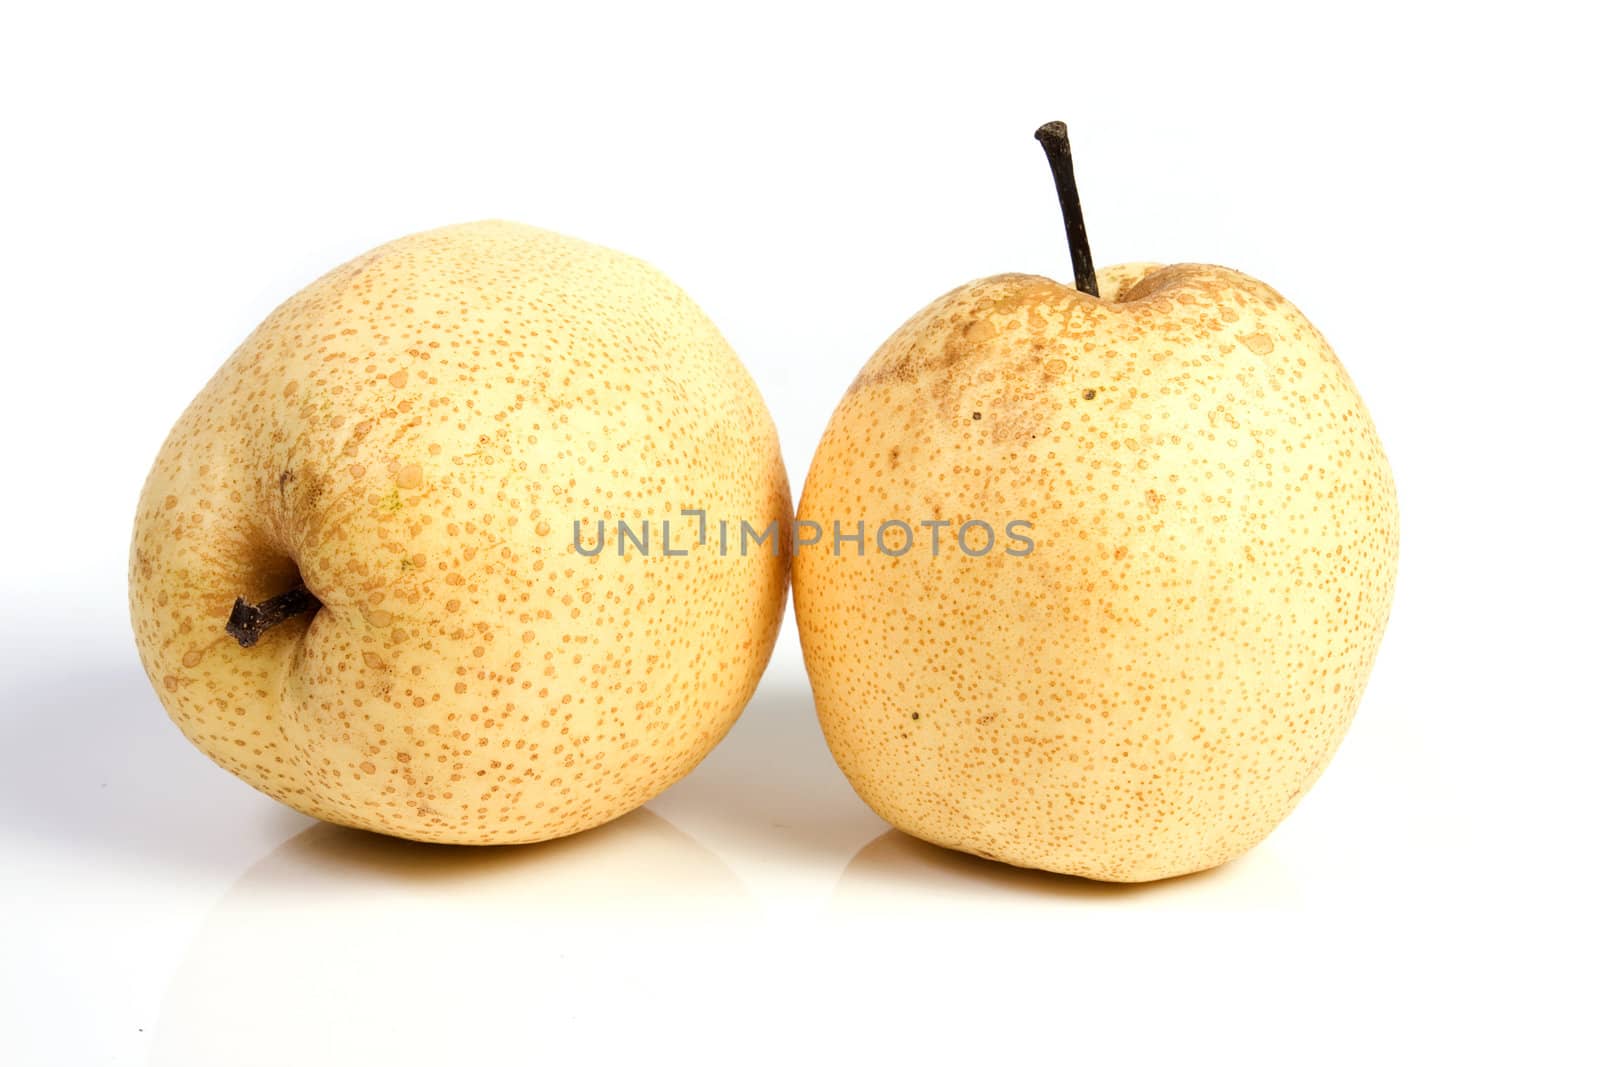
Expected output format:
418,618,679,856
651,673,889,891
831,828,1304,912
152,808,754,1066
0,655,312,877
3,645,1578,1063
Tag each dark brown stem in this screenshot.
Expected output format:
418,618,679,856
226,585,321,648
1034,121,1098,297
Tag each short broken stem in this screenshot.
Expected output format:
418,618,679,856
226,585,321,648
1034,121,1099,297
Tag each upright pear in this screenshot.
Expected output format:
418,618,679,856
794,127,1398,881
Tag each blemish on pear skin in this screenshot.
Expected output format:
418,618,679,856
342,419,374,457
1082,388,1097,400
1242,332,1275,355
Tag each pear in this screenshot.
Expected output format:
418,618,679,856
793,125,1398,881
129,221,790,845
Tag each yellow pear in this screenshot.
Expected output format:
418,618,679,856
794,126,1398,881
130,221,790,845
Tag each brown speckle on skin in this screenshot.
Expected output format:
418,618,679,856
394,463,423,490
1242,332,1276,355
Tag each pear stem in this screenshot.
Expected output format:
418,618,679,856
226,585,321,648
1034,121,1099,297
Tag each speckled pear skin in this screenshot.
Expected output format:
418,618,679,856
130,221,791,845
794,263,1398,882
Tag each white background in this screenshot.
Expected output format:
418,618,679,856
3,2,1596,1063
